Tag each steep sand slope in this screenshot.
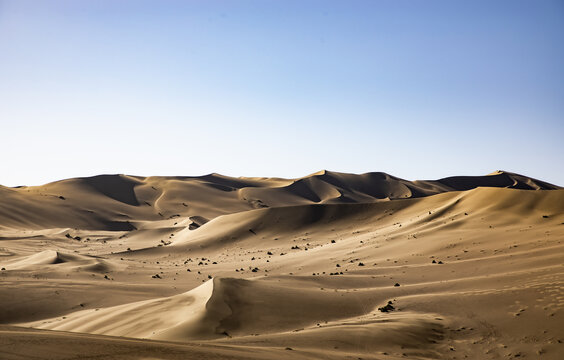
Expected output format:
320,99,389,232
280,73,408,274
0,171,562,359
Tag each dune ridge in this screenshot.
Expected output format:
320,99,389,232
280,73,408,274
0,170,559,231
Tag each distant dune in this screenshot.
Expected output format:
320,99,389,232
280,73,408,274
0,170,558,230
1,171,562,359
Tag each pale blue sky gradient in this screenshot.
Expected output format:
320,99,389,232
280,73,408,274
1,0,563,186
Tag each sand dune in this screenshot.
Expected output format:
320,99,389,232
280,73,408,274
1,170,563,359
1,170,557,231
25,276,376,341
3,249,120,274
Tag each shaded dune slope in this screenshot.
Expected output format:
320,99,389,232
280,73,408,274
171,186,564,250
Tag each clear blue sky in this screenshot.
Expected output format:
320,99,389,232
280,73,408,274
1,0,563,186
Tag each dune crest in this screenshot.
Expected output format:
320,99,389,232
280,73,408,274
26,279,215,340
0,170,558,232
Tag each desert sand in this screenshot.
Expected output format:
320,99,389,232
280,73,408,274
0,170,562,359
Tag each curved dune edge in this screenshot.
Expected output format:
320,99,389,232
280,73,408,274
3,250,64,268
23,278,217,341
0,249,121,273
21,276,431,343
